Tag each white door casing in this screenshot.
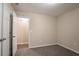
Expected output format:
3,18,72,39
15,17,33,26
13,11,17,56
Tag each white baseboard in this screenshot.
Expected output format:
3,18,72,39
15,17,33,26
29,43,56,48
17,42,28,45
58,42,79,54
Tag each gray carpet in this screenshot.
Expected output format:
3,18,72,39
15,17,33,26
15,45,79,56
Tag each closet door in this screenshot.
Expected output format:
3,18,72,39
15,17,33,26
0,3,2,56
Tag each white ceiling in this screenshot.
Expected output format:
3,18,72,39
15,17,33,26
12,3,79,16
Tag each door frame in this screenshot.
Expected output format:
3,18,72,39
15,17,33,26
27,18,30,48
9,13,13,56
9,16,31,55
17,17,30,48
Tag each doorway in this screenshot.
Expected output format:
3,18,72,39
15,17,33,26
17,17,30,49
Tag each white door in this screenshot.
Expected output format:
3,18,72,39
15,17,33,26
0,3,10,56
0,3,17,56
2,4,11,56
13,12,17,56
0,3,2,56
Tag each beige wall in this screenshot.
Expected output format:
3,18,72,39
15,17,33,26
16,12,57,48
17,18,29,44
57,8,79,53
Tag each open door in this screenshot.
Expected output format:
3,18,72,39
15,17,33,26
0,3,11,56
2,4,11,56
0,3,3,56
0,3,17,56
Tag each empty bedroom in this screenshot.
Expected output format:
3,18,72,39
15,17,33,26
0,3,79,56
12,3,79,56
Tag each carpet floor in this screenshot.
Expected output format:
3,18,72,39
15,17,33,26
15,45,79,56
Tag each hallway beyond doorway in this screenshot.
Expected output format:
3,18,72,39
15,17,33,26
17,17,30,50
17,44,28,49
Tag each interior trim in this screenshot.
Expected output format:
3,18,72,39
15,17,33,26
29,43,56,48
58,42,79,54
